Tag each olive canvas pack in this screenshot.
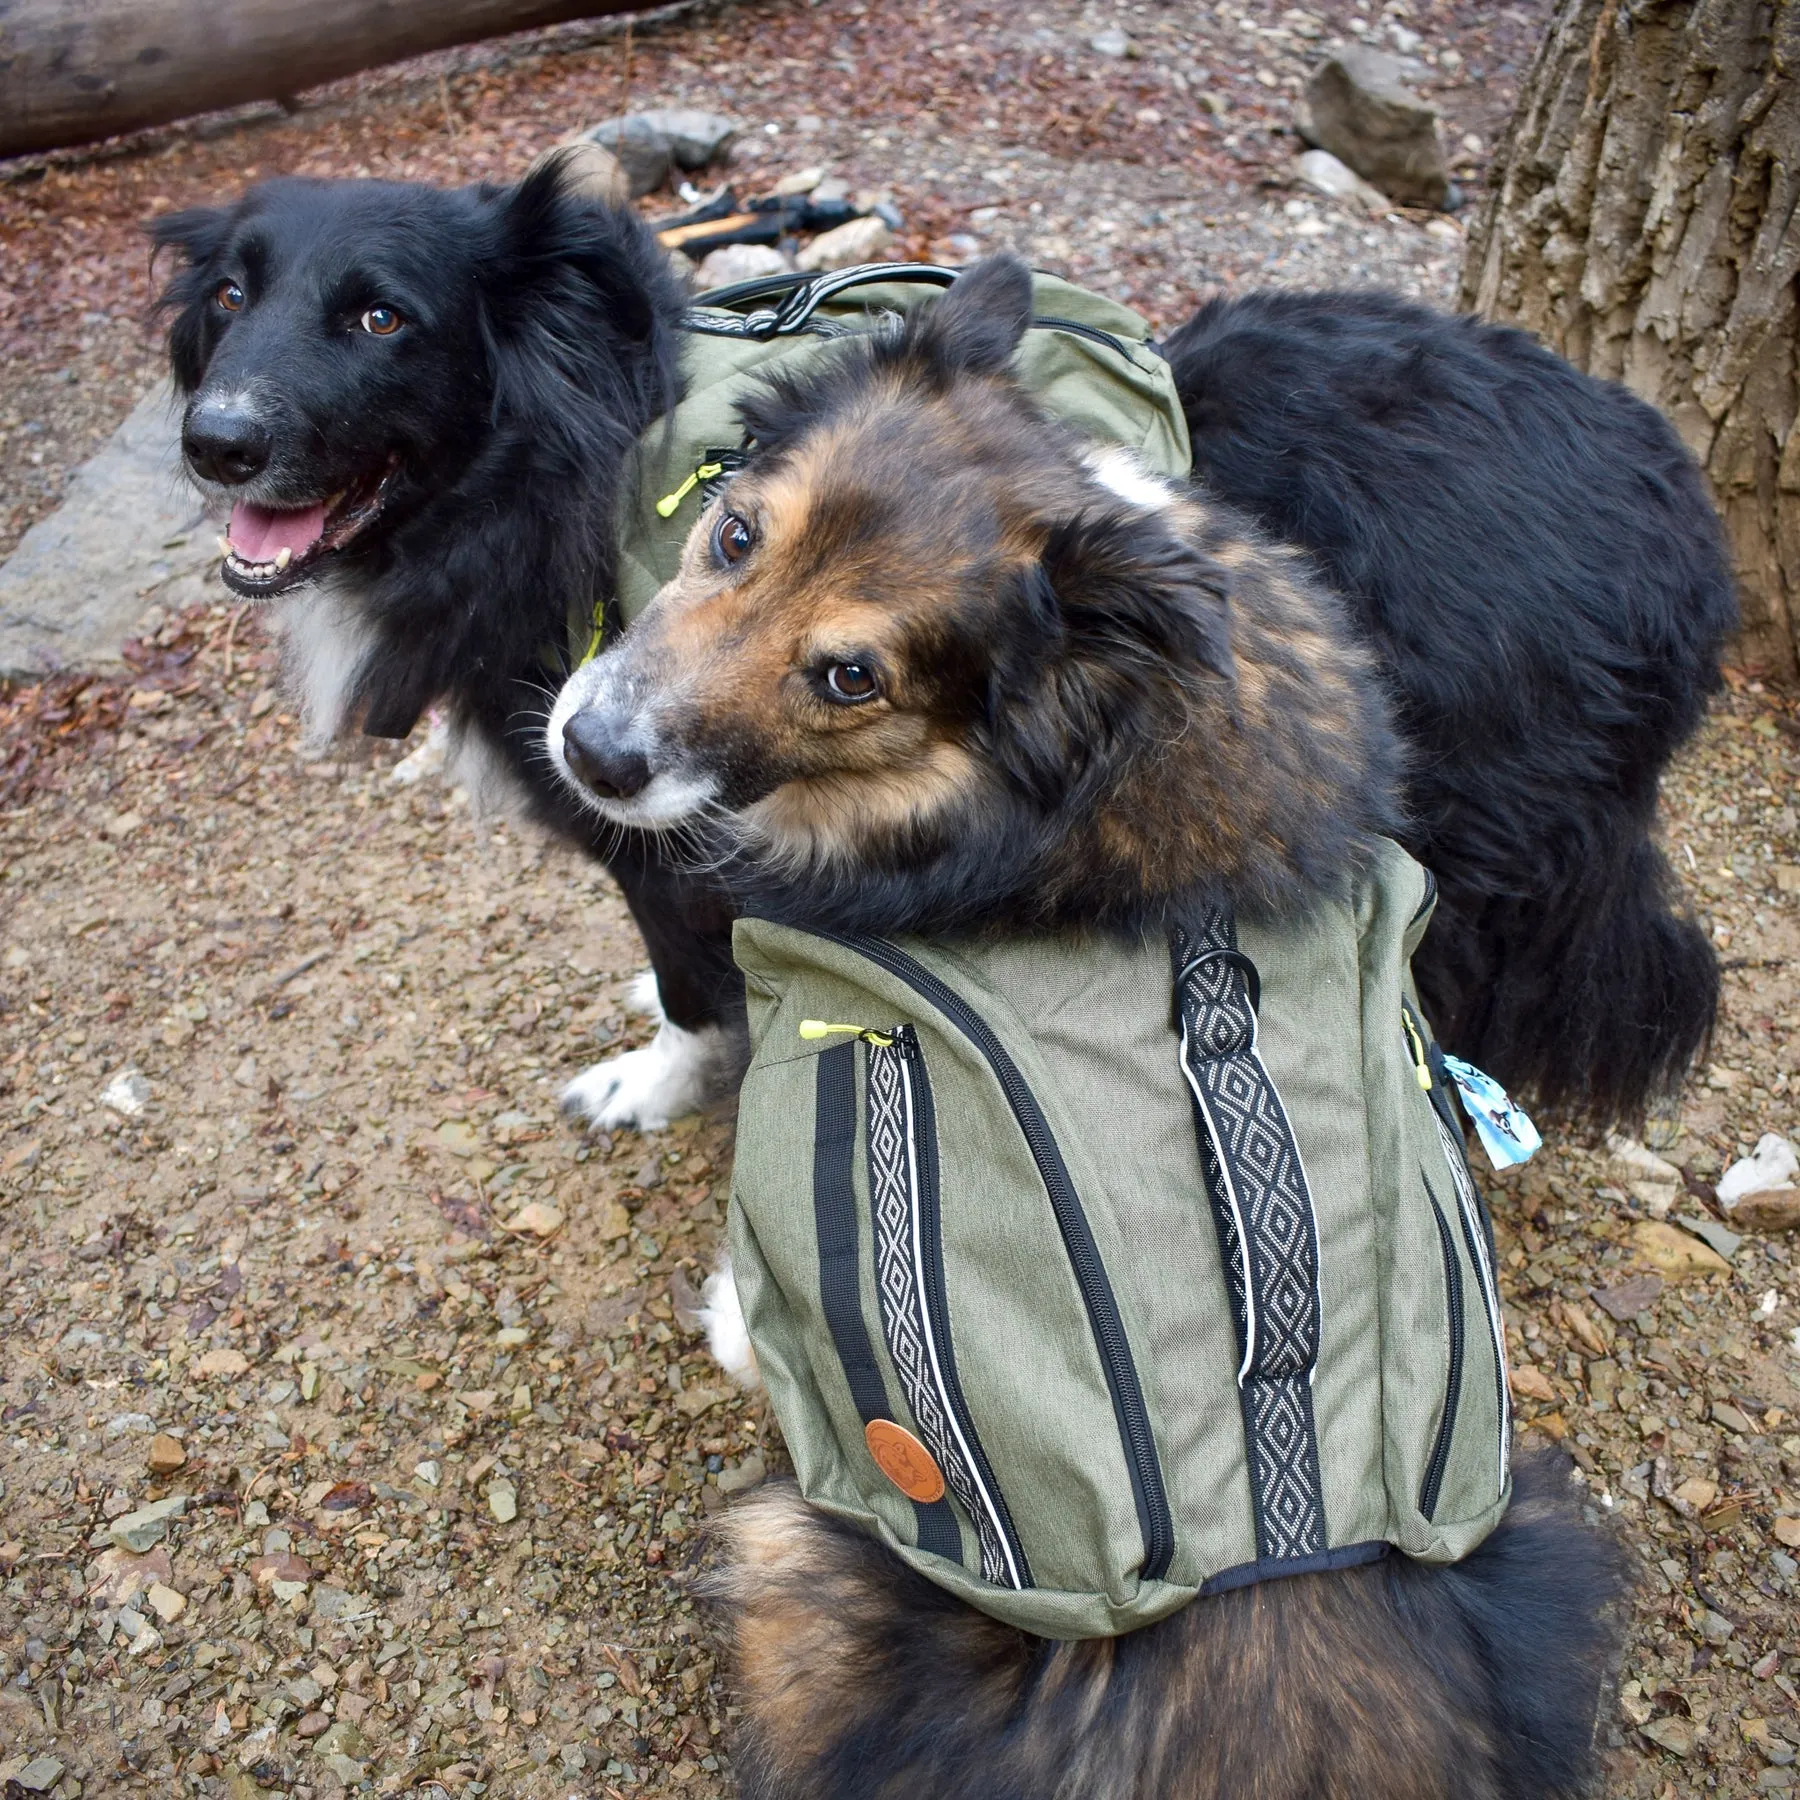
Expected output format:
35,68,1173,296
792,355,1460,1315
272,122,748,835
573,261,1192,655
727,840,1512,1640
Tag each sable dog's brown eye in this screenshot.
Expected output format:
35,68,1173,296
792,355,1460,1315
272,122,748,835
714,512,753,566
824,663,880,703
360,305,403,336
216,281,245,312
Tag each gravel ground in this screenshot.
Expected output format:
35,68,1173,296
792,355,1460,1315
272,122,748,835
4,1,1800,1797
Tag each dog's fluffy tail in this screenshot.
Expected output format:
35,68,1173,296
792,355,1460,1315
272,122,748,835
709,1452,1629,1800
1419,832,1718,1130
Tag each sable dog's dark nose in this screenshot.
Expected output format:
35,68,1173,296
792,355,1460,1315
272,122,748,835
563,711,652,799
183,403,272,486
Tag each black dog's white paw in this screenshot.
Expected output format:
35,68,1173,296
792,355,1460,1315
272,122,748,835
560,1019,728,1131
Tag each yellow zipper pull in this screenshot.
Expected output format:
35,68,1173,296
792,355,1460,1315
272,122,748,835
800,1019,895,1048
655,459,726,518
1401,1010,1433,1090
579,612,604,666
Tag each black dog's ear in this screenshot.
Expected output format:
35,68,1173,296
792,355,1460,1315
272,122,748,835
911,254,1034,378
491,155,657,341
148,204,231,269
1041,510,1236,685
149,205,236,392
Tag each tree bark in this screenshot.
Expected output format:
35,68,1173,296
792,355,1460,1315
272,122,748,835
0,0,656,159
1461,0,1800,681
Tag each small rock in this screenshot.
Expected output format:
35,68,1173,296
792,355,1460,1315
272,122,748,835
1088,27,1137,57
99,1069,151,1117
1734,1187,1800,1232
1632,1219,1730,1278
1592,1273,1662,1323
145,1580,186,1622
295,1710,331,1737
1677,1213,1741,1261
1642,1716,1696,1757
633,107,739,168
1607,1135,1683,1185
1586,1358,1618,1411
1713,1399,1757,1436
1297,46,1450,208
414,1459,441,1488
772,165,825,196
716,1451,767,1497
1697,1606,1735,1644
195,1346,250,1377
109,1495,188,1552
90,1545,174,1606
9,1755,65,1793
435,1120,479,1158
694,243,793,289
104,1411,156,1439
487,1478,519,1523
1674,1476,1719,1513
1562,1301,1608,1357
1510,1363,1557,1403
1720,1134,1799,1204
147,1432,187,1475
506,1201,563,1238
599,1201,633,1243
796,215,894,272
1774,1516,1800,1548
1628,1179,1678,1219
575,116,673,196
1293,148,1392,213
249,1551,312,1586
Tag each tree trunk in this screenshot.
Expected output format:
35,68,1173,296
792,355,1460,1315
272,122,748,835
1461,0,1800,682
0,0,656,159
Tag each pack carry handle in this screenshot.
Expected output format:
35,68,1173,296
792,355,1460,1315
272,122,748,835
687,262,960,340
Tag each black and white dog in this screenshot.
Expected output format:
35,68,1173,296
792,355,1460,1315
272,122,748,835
152,155,1734,1132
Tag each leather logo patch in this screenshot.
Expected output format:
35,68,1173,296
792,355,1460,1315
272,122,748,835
864,1419,945,1504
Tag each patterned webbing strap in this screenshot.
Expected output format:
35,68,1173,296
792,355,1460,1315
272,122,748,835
811,1044,963,1563
1171,911,1328,1564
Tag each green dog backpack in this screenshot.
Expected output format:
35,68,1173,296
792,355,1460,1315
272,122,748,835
581,262,1192,655
726,839,1514,1640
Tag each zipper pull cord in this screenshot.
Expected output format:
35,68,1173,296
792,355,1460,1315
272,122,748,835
799,1019,895,1047
1401,1010,1433,1091
655,459,726,519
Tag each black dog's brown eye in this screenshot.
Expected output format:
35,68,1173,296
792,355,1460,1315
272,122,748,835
360,305,403,337
824,663,880,704
714,512,753,566
216,281,245,312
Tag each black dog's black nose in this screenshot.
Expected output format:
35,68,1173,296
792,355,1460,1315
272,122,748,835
183,403,272,486
563,711,652,799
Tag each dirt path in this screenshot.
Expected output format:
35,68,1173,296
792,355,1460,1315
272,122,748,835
3,3,1800,1798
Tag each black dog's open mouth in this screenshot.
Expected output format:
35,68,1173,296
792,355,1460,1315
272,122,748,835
219,460,398,598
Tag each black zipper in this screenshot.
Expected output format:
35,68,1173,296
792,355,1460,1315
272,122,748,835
826,932,1175,1582
1408,866,1439,928
1418,1177,1466,1522
892,1026,1032,1587
1031,314,1136,360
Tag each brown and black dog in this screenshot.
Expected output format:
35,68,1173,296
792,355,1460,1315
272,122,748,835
546,256,1627,1800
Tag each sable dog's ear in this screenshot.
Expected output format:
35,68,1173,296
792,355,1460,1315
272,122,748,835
910,254,1034,378
1041,511,1236,683
986,511,1236,807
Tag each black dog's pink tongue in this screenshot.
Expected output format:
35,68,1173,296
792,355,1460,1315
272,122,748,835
228,501,326,563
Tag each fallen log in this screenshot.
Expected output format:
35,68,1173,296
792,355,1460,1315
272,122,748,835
0,0,659,159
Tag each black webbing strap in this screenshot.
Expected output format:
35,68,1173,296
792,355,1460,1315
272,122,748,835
1172,911,1328,1565
812,1043,961,1561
